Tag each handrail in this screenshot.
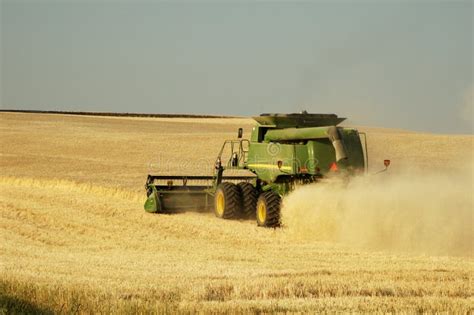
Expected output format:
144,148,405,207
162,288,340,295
216,139,250,168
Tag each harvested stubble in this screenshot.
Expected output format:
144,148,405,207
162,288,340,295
0,112,472,313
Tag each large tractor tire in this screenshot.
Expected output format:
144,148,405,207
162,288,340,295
256,191,281,227
237,182,258,218
214,182,241,219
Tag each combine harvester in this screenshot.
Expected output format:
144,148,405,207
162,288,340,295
144,112,389,227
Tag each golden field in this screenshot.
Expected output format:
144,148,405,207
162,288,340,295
0,112,473,313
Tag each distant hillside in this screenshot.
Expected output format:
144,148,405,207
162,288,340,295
0,109,235,119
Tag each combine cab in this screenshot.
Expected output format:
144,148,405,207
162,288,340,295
144,112,389,227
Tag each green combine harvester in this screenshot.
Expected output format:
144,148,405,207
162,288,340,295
144,112,389,227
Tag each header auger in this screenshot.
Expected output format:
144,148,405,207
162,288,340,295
144,112,389,227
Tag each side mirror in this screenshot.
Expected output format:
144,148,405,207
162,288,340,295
237,128,243,139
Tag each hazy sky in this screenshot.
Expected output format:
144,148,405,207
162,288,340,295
1,1,473,134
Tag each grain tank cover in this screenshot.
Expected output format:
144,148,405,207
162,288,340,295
253,112,346,128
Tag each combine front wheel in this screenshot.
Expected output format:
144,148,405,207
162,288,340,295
256,191,281,227
214,182,241,219
237,182,258,218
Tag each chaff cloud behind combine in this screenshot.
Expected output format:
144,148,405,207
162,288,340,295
145,112,389,226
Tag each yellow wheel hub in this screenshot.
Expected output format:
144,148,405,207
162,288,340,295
257,201,266,223
216,191,225,217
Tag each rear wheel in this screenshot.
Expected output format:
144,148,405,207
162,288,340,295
214,182,241,219
237,182,258,218
256,191,281,227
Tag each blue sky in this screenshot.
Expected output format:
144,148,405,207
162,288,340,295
1,1,472,133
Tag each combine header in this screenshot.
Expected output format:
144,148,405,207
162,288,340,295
144,112,389,227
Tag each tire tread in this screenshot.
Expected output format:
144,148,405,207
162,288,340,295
237,182,258,218
257,191,281,227
215,182,241,219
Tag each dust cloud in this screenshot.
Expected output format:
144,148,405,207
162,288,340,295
281,166,473,256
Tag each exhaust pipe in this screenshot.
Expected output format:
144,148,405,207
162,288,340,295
327,126,347,162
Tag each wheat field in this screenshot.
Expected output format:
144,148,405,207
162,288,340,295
0,112,473,313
